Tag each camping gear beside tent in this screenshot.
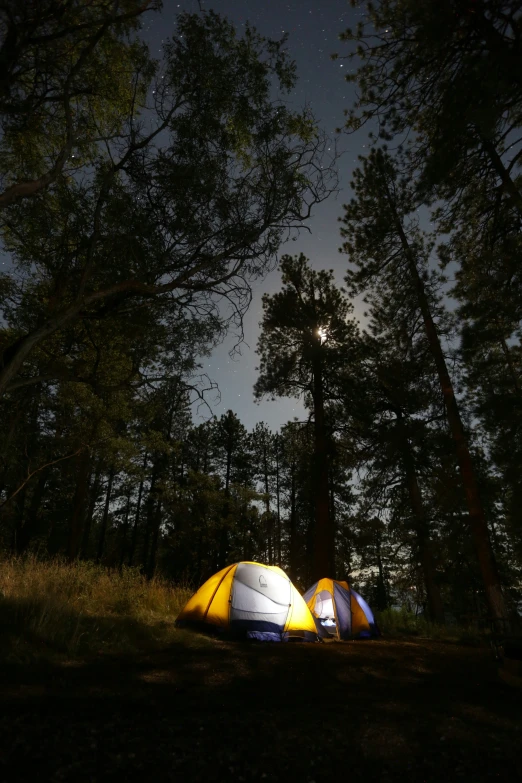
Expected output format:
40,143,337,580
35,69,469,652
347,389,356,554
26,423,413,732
176,561,318,642
303,578,379,640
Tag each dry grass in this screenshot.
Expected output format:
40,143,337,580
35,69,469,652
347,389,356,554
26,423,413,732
0,556,195,661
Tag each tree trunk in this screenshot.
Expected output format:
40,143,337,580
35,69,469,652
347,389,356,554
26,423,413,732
412,271,505,624
329,477,336,579
311,344,333,580
128,452,147,567
8,394,40,552
196,530,204,585
68,450,91,561
146,499,162,581
81,463,102,559
275,444,282,565
395,412,445,624
289,459,298,583
390,200,507,626
11,486,28,554
141,467,158,573
262,442,273,565
96,467,114,564
217,435,232,570
119,490,131,572
16,469,48,554
480,137,522,219
0,405,24,484
498,330,521,395
375,535,389,611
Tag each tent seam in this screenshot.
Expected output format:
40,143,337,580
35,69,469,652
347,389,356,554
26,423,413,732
332,583,341,641
203,564,236,621
282,579,293,636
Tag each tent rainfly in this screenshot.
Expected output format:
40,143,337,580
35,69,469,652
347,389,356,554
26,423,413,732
303,578,380,640
176,561,318,642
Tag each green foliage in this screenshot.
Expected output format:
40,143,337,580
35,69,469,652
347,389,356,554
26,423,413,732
0,1,156,199
377,606,431,636
0,9,334,399
376,606,484,645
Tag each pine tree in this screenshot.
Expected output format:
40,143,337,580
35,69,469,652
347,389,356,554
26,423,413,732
340,147,508,626
339,1,522,216
255,254,361,580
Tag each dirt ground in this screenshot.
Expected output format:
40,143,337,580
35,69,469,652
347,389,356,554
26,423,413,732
0,636,520,782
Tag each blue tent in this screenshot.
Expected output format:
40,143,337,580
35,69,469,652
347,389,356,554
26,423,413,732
303,578,380,640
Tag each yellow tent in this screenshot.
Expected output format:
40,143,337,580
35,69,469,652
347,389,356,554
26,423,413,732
303,578,380,640
176,561,318,642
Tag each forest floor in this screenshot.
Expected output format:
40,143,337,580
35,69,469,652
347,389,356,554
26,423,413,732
0,634,520,783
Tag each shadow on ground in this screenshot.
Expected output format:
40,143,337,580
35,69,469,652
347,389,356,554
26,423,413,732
0,628,520,782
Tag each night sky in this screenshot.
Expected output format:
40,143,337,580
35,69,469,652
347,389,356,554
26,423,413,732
145,0,368,430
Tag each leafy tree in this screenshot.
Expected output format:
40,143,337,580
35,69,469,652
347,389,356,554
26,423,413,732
0,10,334,397
0,0,157,208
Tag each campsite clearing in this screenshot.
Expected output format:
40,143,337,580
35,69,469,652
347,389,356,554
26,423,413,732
0,637,519,782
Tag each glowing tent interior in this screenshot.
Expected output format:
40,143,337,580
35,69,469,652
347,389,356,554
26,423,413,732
303,578,380,640
176,561,318,642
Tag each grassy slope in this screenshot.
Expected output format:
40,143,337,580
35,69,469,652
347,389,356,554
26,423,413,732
0,557,194,662
0,557,488,664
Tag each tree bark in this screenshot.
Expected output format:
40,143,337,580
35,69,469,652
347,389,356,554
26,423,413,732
217,430,232,570
11,486,28,554
329,477,336,579
81,463,101,559
311,342,333,580
119,490,132,572
275,443,282,565
389,195,507,626
262,441,273,565
480,137,522,218
128,452,147,567
289,458,298,583
146,499,162,581
395,412,445,624
498,331,521,395
96,467,114,564
68,450,91,561
0,405,24,481
16,469,48,554
141,465,158,573
375,534,389,611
